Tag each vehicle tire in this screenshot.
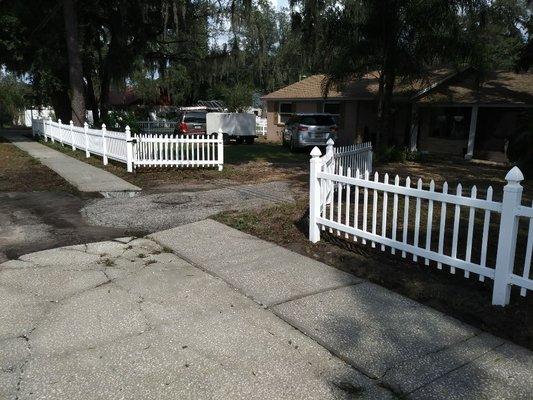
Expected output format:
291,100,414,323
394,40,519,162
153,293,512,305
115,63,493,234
244,137,255,145
223,133,230,145
236,137,244,145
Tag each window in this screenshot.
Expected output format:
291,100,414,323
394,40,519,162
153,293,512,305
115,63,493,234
278,102,292,124
299,115,336,126
429,108,470,139
183,112,206,123
323,102,341,124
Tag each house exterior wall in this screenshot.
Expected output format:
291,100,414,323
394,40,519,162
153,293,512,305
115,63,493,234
264,98,412,147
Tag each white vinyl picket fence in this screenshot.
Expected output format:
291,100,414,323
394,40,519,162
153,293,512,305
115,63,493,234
138,120,179,134
134,133,223,170
309,144,533,306
333,140,373,175
32,118,224,172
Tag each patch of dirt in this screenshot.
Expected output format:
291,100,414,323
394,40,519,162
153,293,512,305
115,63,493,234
0,136,77,192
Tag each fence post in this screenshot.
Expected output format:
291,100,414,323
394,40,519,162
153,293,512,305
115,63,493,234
84,122,90,158
309,146,323,243
101,123,108,165
32,118,36,137
70,120,75,150
492,166,524,306
44,118,49,142
50,117,55,143
58,119,64,145
217,128,224,171
125,125,133,173
368,144,373,174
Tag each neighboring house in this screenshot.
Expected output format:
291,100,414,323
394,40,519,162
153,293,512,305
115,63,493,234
262,68,533,161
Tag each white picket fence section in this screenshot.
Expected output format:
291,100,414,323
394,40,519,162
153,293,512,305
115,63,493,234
134,133,223,171
138,120,178,134
32,118,224,172
309,145,533,306
256,118,267,136
333,141,373,175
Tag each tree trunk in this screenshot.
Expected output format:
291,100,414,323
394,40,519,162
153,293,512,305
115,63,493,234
63,0,86,126
376,67,396,149
85,73,100,126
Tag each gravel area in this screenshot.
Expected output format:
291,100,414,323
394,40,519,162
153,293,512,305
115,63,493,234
82,181,295,232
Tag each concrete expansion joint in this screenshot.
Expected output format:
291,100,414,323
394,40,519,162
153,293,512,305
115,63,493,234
405,341,507,396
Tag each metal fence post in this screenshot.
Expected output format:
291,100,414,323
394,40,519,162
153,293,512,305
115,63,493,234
309,146,323,243
84,122,90,158
70,120,76,150
125,125,134,173
492,166,524,306
217,128,224,171
102,123,108,165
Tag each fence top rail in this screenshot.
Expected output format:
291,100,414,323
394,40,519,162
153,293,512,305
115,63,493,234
334,142,372,156
317,171,503,212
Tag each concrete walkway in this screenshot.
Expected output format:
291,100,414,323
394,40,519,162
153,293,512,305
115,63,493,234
4,132,140,194
1,220,531,399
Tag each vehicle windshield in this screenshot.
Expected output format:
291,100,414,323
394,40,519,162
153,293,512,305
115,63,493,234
299,115,336,126
184,112,206,123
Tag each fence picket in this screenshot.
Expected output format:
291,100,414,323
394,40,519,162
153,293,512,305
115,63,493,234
413,179,422,261
465,186,477,278
353,169,360,242
345,168,351,239
381,174,389,251
479,187,494,282
521,201,533,296
425,180,435,266
371,172,378,248
362,170,369,244
450,184,463,274
437,182,449,269
391,175,399,255
402,177,411,258
337,166,343,236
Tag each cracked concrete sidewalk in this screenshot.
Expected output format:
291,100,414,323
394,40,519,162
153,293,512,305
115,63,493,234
1,220,532,399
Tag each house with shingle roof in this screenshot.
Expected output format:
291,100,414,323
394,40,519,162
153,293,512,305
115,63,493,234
262,67,533,161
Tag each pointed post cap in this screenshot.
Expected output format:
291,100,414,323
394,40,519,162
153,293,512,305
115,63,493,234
69,120,74,125
84,122,88,127
310,146,322,158
125,125,130,131
505,166,524,183
101,123,106,129
326,138,334,146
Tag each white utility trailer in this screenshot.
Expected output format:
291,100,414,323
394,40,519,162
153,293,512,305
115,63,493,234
206,112,257,144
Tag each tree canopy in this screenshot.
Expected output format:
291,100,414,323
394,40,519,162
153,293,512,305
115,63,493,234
0,0,530,128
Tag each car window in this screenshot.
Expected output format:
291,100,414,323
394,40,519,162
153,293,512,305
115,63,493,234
183,112,206,123
299,115,336,126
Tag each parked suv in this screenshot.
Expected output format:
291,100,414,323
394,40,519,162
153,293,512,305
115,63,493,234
173,110,207,135
282,113,338,151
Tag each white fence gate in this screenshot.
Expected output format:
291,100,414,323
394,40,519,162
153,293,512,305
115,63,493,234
309,145,533,306
32,118,224,172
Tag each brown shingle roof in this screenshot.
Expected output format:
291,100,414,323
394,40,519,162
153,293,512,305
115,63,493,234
416,70,533,105
262,69,533,105
262,70,453,101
